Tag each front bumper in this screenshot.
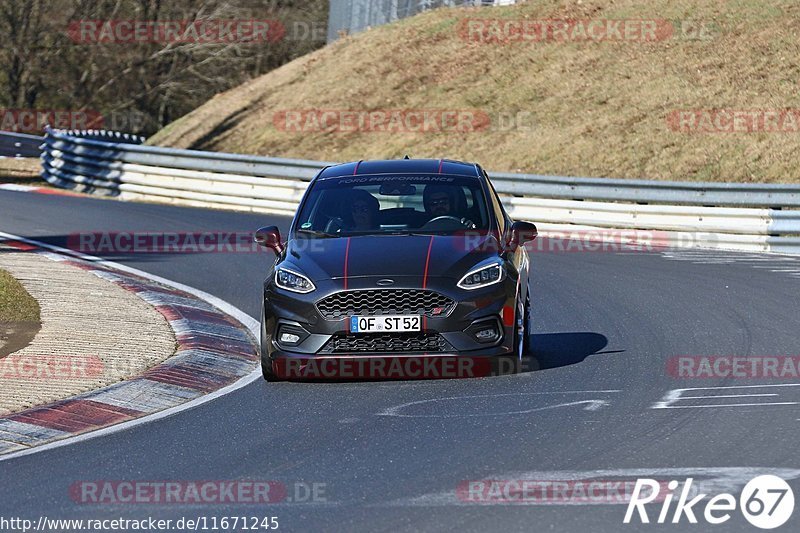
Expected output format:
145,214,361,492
261,275,519,377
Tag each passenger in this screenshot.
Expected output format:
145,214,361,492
347,190,380,231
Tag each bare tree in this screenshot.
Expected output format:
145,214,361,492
0,0,328,134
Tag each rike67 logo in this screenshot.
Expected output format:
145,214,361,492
624,475,794,529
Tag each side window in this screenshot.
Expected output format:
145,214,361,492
486,178,506,236
466,185,489,227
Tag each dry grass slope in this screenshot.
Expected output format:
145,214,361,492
149,0,800,183
0,268,40,324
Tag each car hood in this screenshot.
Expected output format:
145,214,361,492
282,234,502,282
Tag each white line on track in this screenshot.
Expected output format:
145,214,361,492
652,383,800,410
0,231,261,463
719,256,777,260
652,402,799,408
378,390,621,418
385,467,800,507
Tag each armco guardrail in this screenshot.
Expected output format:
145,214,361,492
490,171,800,209
0,131,43,158
31,128,800,254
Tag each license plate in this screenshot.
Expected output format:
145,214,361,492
350,315,421,333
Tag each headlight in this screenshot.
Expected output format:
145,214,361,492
457,261,504,290
275,267,316,293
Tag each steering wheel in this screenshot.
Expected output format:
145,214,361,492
422,216,476,230
324,217,345,234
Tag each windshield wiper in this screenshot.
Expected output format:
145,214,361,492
386,230,432,236
385,230,455,236
296,228,337,238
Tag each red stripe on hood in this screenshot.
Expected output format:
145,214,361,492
422,236,435,289
422,235,434,333
421,235,435,335
343,237,351,289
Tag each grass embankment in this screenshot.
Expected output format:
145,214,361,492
0,268,41,356
149,0,800,183
0,269,39,324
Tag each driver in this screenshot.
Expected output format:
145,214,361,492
422,184,475,228
423,185,456,219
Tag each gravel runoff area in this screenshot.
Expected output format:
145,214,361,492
0,244,176,415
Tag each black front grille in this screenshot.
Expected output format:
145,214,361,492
316,289,454,319
321,332,452,353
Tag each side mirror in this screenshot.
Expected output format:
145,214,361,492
508,221,538,252
255,226,283,255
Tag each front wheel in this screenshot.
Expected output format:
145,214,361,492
522,291,531,355
514,285,539,373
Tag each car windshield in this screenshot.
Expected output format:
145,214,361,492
294,175,491,237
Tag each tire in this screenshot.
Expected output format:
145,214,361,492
515,284,539,373
260,306,281,381
261,358,280,381
522,290,530,355
510,290,526,373
523,290,540,371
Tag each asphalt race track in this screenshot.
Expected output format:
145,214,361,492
2,189,800,532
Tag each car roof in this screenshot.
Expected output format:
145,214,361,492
316,158,482,180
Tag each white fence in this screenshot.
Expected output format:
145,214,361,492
33,129,800,255
327,0,516,43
